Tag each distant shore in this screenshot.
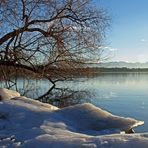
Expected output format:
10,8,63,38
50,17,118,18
82,67,148,74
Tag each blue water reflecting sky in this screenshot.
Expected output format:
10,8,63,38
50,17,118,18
75,73,148,132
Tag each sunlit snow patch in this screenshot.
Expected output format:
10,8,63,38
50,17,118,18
0,88,20,100
55,103,144,134
0,88,146,148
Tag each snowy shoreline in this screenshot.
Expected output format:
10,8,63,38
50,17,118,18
0,88,148,148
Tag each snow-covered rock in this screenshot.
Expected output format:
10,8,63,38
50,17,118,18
55,103,144,133
0,88,147,148
0,88,20,100
11,96,59,111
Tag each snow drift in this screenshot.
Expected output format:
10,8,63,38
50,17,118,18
0,88,147,148
0,88,20,100
56,103,144,133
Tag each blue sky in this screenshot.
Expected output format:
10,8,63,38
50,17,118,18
95,0,148,63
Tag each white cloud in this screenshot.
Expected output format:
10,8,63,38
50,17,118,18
108,47,118,51
100,46,118,51
140,39,147,42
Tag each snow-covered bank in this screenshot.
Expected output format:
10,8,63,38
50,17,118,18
0,88,148,148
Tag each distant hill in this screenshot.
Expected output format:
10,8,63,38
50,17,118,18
86,61,148,68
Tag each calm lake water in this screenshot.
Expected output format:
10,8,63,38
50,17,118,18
76,73,148,133
59,73,147,133
1,73,148,132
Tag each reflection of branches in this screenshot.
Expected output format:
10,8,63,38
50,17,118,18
37,87,92,108
0,65,17,89
18,78,38,97
37,84,55,100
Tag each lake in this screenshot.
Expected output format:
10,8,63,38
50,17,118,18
74,73,148,133
1,73,148,133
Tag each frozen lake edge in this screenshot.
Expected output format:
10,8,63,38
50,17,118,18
0,88,148,148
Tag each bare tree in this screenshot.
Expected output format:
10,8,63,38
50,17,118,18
0,0,109,102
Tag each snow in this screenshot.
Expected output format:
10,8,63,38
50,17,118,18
0,88,20,100
56,103,144,132
0,88,148,148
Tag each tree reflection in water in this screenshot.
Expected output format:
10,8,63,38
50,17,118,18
0,77,92,108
